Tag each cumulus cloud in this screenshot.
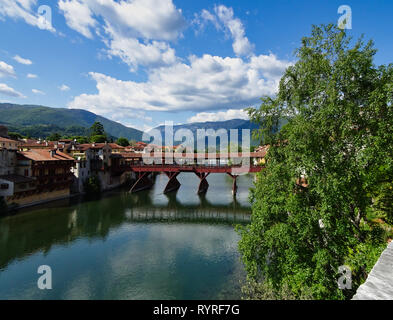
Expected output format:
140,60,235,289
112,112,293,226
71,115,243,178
187,109,249,123
58,0,96,39
13,55,32,65
0,61,16,78
104,24,178,72
59,0,185,41
27,73,37,78
58,0,185,71
68,53,291,117
215,5,254,57
0,0,55,32
0,83,25,98
59,84,70,91
61,3,291,128
192,9,220,34
32,88,45,95
195,5,254,57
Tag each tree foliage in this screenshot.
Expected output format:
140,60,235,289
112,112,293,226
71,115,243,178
90,135,107,143
47,132,61,141
239,24,393,300
116,137,130,147
0,196,7,216
83,175,101,197
90,122,105,136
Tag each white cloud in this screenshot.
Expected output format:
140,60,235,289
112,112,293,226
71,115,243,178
59,84,70,91
193,9,220,34
58,0,185,71
215,5,254,57
58,0,96,39
13,54,32,65
187,109,249,123
27,73,37,78
195,5,254,57
68,53,291,118
0,83,25,98
32,88,45,95
0,0,55,32
104,25,177,72
0,61,16,78
59,0,186,41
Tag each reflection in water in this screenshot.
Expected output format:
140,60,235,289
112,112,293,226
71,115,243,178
0,173,254,300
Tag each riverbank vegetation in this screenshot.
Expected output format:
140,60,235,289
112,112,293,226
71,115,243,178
238,24,393,300
0,196,7,216
83,175,102,198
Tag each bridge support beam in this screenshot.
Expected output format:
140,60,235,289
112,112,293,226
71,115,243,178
163,172,181,193
129,172,154,193
227,173,238,196
195,172,210,194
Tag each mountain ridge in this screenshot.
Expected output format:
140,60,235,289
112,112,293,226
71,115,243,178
0,103,143,140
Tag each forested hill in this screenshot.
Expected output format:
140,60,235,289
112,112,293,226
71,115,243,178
0,103,143,140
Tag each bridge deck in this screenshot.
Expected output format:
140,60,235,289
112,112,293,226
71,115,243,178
129,165,263,174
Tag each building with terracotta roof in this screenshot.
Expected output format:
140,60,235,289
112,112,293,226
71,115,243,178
2,149,75,207
133,141,148,152
0,137,21,150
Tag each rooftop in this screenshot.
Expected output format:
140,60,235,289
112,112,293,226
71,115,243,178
18,149,75,161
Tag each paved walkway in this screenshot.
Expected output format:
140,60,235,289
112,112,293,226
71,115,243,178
352,241,393,300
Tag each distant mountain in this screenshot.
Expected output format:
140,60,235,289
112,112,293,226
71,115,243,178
153,119,261,147
0,103,143,140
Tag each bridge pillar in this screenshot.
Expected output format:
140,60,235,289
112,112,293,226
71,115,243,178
227,173,238,196
195,172,210,194
129,172,154,193
163,172,181,193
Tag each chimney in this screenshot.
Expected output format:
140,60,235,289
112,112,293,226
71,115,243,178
50,149,56,157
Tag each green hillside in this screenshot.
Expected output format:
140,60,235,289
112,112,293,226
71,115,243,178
0,103,143,140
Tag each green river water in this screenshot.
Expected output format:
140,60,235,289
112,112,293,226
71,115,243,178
0,173,253,300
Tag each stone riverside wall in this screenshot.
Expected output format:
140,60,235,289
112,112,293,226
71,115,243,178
352,241,393,300
5,188,70,208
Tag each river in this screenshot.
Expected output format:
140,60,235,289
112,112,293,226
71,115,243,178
0,173,254,300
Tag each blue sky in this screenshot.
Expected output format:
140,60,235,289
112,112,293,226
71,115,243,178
0,0,392,132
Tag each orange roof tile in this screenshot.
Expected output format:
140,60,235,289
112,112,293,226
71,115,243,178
0,137,20,143
19,149,75,161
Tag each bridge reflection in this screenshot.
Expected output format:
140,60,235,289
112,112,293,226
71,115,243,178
0,190,250,270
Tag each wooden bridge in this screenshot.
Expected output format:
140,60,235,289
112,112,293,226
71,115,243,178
129,164,263,195
111,151,267,196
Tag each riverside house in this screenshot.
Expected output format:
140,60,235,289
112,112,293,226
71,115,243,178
3,149,75,207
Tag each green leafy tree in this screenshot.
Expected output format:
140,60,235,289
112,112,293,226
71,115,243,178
239,24,393,300
89,122,108,143
90,135,107,143
8,132,23,140
116,137,130,147
0,196,7,216
47,132,61,141
72,136,90,144
83,175,101,197
90,122,105,136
